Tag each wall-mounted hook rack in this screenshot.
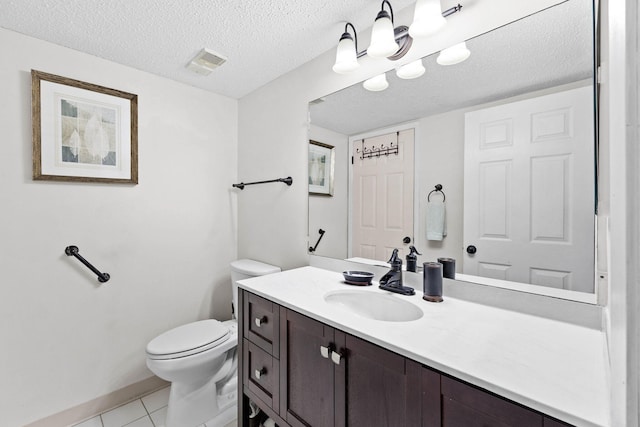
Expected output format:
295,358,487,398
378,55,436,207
428,184,446,202
65,245,110,283
232,176,293,190
356,141,398,160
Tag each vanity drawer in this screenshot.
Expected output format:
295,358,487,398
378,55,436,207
244,292,280,357
244,339,279,411
441,375,542,427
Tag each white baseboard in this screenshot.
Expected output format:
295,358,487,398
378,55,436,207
24,376,169,427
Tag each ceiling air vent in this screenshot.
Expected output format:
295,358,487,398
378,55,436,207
186,48,227,75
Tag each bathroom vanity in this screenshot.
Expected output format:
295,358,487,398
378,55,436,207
237,267,609,427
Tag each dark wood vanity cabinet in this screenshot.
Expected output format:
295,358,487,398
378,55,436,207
238,290,574,427
279,308,422,427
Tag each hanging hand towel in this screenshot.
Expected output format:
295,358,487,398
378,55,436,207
426,200,447,241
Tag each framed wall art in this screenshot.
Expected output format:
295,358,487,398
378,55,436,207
31,70,138,183
309,140,335,196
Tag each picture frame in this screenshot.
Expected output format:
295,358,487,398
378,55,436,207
309,140,335,196
31,70,138,184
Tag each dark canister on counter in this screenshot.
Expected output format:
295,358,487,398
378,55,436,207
422,262,443,302
406,246,421,273
437,257,456,279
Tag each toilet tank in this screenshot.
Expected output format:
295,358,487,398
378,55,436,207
230,259,280,319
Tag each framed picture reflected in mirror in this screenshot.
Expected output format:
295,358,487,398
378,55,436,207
309,140,334,196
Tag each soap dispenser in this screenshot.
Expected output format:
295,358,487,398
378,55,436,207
379,249,415,295
406,246,422,272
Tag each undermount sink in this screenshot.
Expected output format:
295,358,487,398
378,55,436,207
324,290,424,322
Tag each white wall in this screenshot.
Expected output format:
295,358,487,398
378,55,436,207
308,125,348,259
0,28,238,426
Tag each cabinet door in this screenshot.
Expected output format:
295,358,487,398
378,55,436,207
342,333,421,427
280,308,337,427
439,375,543,427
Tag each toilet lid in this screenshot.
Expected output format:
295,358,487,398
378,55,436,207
231,259,281,276
146,319,230,359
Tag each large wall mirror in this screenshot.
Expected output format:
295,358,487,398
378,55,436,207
308,0,598,298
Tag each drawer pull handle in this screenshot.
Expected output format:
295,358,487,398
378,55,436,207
255,316,267,327
320,345,330,359
254,367,266,379
331,350,342,365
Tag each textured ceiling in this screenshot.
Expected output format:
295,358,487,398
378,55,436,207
0,0,419,99
310,0,594,136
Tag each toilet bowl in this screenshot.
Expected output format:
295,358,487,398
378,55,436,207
145,259,280,427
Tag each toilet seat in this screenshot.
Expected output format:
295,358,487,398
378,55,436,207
146,319,230,360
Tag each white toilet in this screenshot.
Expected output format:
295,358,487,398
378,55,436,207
145,259,280,427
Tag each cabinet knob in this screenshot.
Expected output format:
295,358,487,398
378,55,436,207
254,367,266,379
255,316,267,327
320,345,331,359
331,350,343,365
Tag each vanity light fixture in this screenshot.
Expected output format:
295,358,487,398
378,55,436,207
363,73,389,91
436,41,471,65
409,0,447,38
396,58,426,79
367,0,401,58
332,23,360,74
331,1,463,74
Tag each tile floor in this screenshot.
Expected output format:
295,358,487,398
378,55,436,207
72,386,237,427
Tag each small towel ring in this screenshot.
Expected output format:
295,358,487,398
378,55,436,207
428,184,446,202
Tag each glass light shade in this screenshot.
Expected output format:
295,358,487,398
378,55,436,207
367,12,400,58
363,73,389,91
409,0,446,38
396,59,426,79
436,42,471,65
332,34,359,74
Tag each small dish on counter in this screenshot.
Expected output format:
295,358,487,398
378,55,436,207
342,271,374,286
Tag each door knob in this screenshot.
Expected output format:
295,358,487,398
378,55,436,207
403,236,411,244
466,245,477,254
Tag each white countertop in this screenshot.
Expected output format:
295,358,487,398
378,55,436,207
238,266,609,427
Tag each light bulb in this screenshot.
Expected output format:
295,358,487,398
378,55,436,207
363,74,389,91
333,33,359,74
409,0,446,38
437,42,471,65
367,10,400,59
396,59,426,79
